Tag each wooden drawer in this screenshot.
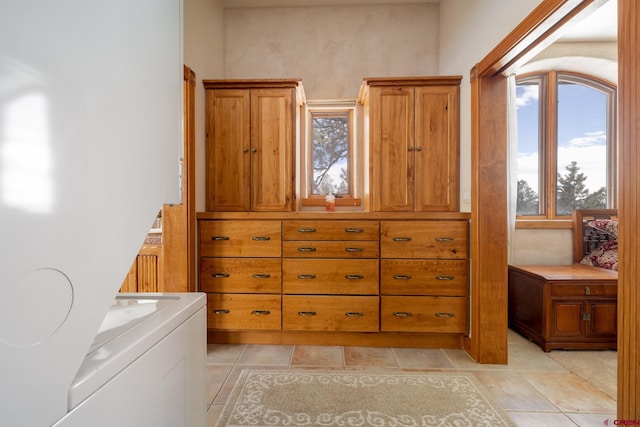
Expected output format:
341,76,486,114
380,260,467,296
551,283,617,298
199,220,281,257
207,294,281,330
200,258,281,293
381,296,467,333
283,220,379,240
283,295,379,332
283,241,379,258
283,259,379,295
380,221,467,259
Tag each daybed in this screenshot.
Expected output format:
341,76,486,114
508,209,618,351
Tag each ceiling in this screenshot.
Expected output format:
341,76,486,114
222,0,617,42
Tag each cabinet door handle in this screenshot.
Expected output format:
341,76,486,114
242,147,249,153
345,247,364,252
415,146,423,152
213,273,230,278
251,147,257,153
585,286,591,295
345,228,364,233
297,247,317,252
392,237,412,242
393,274,412,280
252,273,271,279
297,274,316,279
213,309,230,315
345,274,364,280
435,312,455,318
435,237,454,242
408,146,414,152
582,312,592,321
212,236,230,241
251,310,271,315
297,227,317,233
345,312,364,317
392,311,412,317
435,275,455,281
298,311,317,316
252,236,271,241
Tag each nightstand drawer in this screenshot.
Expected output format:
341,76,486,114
283,259,379,295
283,295,379,332
380,296,467,333
283,220,379,240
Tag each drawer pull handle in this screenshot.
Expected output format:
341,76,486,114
298,311,317,316
213,309,230,315
392,311,412,317
345,247,364,252
435,312,455,318
345,274,364,280
297,274,316,279
393,274,412,280
585,286,591,295
345,312,364,317
252,236,271,241
213,273,230,278
251,310,271,315
212,236,230,241
252,273,271,279
435,275,455,281
298,247,317,252
297,227,317,233
392,237,412,242
345,228,364,233
435,237,454,242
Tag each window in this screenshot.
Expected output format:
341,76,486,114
301,100,360,207
515,71,616,219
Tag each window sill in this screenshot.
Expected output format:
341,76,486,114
515,219,573,229
301,197,362,208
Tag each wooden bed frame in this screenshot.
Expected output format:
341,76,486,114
508,209,618,351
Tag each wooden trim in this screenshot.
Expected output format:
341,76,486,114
515,219,572,229
196,211,471,220
617,0,639,418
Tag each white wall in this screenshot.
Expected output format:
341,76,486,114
184,0,224,211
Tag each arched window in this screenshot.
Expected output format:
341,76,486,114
515,71,616,218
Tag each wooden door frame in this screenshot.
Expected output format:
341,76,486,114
468,0,638,417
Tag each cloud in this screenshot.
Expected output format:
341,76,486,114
516,85,539,108
564,130,606,148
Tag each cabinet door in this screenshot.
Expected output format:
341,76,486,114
250,88,294,212
205,89,251,211
588,300,617,336
370,86,415,212
551,300,585,338
415,85,459,211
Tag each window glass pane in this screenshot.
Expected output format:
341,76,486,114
516,81,541,215
556,81,608,215
310,112,350,196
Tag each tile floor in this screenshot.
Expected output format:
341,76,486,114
206,330,617,426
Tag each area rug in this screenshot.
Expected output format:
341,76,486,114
215,370,517,426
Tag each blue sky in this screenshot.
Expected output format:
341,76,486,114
516,81,608,195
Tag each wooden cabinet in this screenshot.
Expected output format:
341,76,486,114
380,220,468,333
508,264,617,352
359,77,462,212
198,214,470,347
203,79,304,212
199,220,282,331
120,245,163,293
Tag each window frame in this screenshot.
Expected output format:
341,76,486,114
515,70,617,223
300,100,361,208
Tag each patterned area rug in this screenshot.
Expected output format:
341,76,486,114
216,370,517,426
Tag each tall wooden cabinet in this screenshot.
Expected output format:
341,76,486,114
359,77,462,212
203,79,305,212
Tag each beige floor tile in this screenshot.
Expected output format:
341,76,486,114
206,403,224,427
473,371,559,412
522,371,616,413
392,347,454,369
207,343,246,364
343,346,399,367
236,344,294,365
566,412,617,426
506,411,578,426
206,364,233,406
290,345,344,367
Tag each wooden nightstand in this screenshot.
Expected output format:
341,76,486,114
508,264,617,352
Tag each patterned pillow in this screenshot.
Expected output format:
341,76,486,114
586,218,618,239
580,240,618,271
